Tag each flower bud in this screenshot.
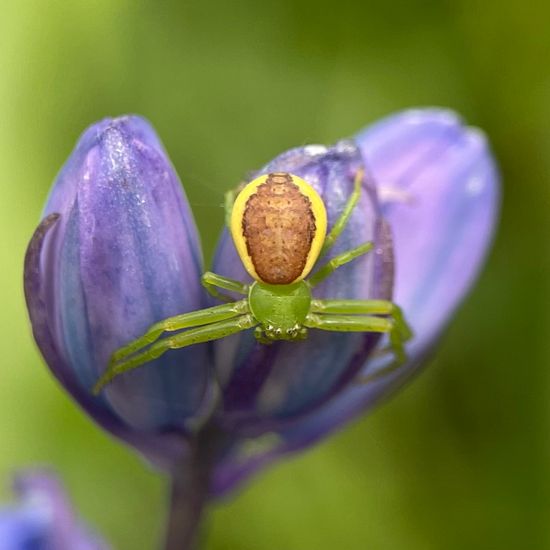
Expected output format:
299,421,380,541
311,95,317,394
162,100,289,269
24,116,213,467
212,140,392,428
210,109,500,496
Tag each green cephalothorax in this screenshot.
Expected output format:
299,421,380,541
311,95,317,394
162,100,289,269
249,281,311,340
92,170,412,395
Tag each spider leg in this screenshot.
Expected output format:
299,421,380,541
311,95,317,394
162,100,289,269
319,168,363,258
202,271,249,302
110,299,249,366
304,311,409,365
309,241,373,287
93,313,257,394
224,181,247,227
310,299,412,342
224,187,238,228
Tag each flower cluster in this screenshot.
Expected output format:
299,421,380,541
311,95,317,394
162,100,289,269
24,109,499,496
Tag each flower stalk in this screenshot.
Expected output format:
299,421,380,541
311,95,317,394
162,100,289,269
164,426,227,550
164,444,209,550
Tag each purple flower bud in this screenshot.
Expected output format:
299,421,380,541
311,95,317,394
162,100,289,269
0,470,109,549
24,116,214,468
211,141,392,428
209,109,499,496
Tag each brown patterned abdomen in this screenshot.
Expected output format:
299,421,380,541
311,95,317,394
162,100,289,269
242,173,316,284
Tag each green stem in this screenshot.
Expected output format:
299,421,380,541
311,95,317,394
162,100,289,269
163,440,211,550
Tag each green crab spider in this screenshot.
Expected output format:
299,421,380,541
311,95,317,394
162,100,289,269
92,170,412,394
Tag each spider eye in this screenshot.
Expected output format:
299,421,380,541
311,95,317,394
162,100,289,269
286,327,298,338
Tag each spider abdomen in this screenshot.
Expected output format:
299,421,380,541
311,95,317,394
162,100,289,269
242,173,315,284
231,172,327,285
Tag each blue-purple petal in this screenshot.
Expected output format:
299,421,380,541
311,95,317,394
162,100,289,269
25,212,188,470
357,108,500,356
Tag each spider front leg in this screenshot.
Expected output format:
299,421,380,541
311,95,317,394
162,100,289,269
319,167,364,257
93,312,257,394
202,271,249,303
311,299,412,343
304,313,405,365
93,300,248,394
110,299,250,365
309,241,374,287
305,299,412,365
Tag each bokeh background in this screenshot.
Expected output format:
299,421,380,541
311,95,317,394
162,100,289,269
1,1,549,548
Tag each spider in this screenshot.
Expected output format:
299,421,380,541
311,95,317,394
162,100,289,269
92,170,412,394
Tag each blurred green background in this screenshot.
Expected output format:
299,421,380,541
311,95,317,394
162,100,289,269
1,0,549,548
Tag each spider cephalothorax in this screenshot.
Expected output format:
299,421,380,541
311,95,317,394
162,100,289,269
93,170,411,394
